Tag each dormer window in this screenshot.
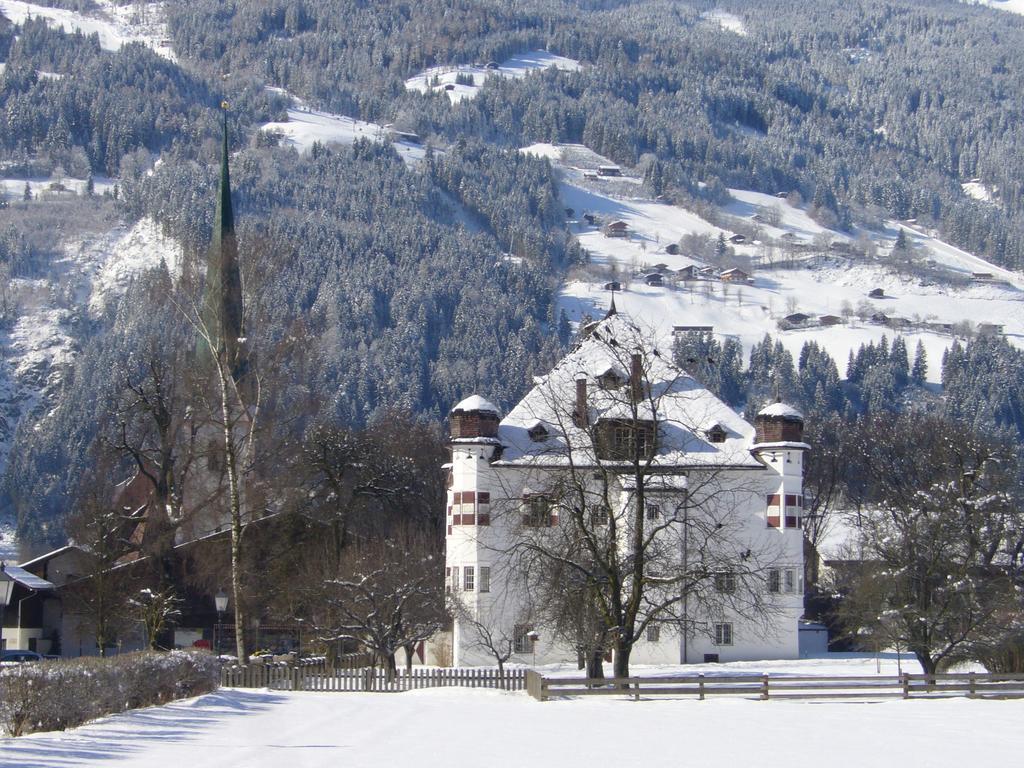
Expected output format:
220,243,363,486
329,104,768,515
705,424,727,444
595,419,656,460
528,423,550,442
597,370,624,390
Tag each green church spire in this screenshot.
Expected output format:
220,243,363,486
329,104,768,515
201,103,246,382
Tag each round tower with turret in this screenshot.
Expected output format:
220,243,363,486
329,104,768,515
750,401,809,531
445,395,503,666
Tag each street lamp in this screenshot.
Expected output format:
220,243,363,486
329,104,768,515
214,591,229,657
0,563,15,653
527,630,540,667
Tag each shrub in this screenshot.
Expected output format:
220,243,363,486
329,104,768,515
0,650,220,737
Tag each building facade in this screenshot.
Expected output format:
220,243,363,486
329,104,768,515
443,313,808,668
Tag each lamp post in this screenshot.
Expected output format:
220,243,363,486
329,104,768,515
527,630,540,667
0,563,15,653
214,591,229,657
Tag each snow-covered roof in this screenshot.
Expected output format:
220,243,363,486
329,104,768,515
496,314,762,469
452,395,501,415
1,565,54,591
758,402,804,420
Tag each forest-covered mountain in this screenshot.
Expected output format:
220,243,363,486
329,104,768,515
1,0,1024,544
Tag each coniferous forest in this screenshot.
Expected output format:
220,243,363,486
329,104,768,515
1,0,1023,545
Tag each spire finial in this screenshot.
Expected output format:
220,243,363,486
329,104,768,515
605,284,618,317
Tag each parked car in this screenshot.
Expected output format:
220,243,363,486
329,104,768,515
0,650,44,664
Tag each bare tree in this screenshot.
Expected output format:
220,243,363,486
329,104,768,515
839,413,1024,674
306,531,447,681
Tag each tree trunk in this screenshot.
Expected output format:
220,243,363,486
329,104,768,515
217,359,248,665
586,648,605,680
385,652,398,682
613,639,631,679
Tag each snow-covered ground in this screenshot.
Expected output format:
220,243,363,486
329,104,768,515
0,0,175,61
406,50,581,103
0,175,117,202
0,660,1019,768
260,96,426,165
524,143,1024,384
961,180,995,203
963,0,1024,16
702,9,749,35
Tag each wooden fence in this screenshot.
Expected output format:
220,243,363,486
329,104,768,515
526,670,1024,702
221,661,526,693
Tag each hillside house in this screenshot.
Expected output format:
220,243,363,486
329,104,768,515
583,213,599,226
677,265,700,281
720,267,752,283
978,323,1005,335
819,315,842,327
439,313,808,666
603,281,622,292
729,234,747,244
597,165,622,177
644,273,664,286
603,220,629,238
665,243,680,255
782,313,812,327
672,325,714,335
868,288,885,298
971,272,995,282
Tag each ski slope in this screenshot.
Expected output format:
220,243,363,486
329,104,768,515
963,0,1024,16
406,50,581,103
0,0,175,61
523,143,1024,384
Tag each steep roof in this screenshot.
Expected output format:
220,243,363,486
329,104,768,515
496,314,762,468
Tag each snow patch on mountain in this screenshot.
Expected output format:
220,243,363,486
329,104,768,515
259,94,426,165
406,51,581,103
702,10,749,36
0,0,175,61
88,217,182,317
962,0,1024,16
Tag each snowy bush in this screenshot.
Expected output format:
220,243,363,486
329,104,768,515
0,650,220,737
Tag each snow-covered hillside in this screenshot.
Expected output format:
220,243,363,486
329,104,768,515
963,0,1024,17
523,143,1023,385
0,0,175,61
0,217,181,493
260,92,426,165
406,51,581,103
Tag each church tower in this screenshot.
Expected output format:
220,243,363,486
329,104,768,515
200,104,246,382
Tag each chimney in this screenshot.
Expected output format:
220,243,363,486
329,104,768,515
630,353,643,402
574,377,588,428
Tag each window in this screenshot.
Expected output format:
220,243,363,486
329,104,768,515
464,566,475,592
523,495,553,527
768,567,800,594
646,503,660,522
646,625,661,642
714,622,733,646
513,624,533,654
714,572,736,594
590,508,609,526
595,419,655,460
450,566,459,592
479,566,490,593
705,425,727,443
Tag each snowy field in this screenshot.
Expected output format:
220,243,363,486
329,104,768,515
406,50,581,103
260,95,426,165
0,0,175,61
702,9,749,35
1,664,1020,768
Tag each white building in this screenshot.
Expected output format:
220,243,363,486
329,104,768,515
442,312,808,668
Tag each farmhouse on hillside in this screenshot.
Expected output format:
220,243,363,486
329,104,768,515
438,312,808,668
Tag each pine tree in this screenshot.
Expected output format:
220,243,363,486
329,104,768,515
911,340,928,385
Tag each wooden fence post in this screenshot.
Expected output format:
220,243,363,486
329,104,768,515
699,673,705,701
761,674,769,700
902,673,910,699
969,672,976,698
